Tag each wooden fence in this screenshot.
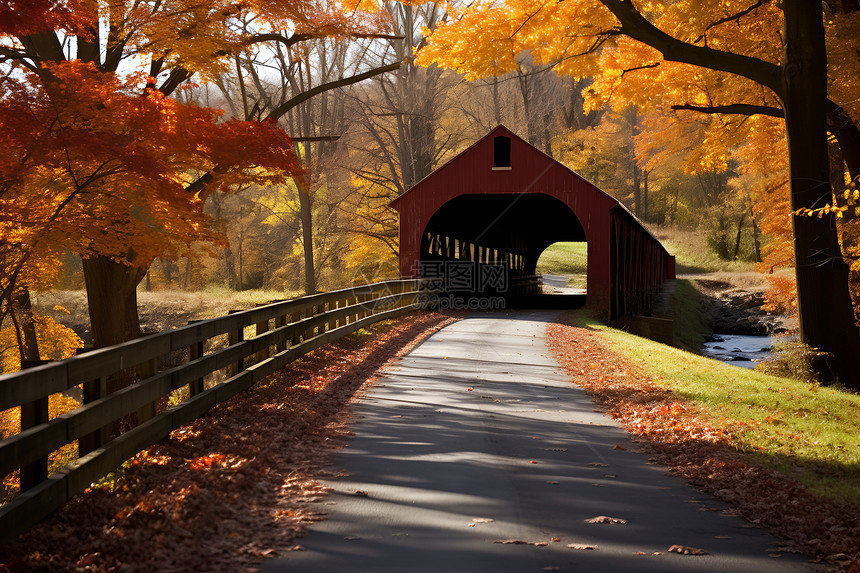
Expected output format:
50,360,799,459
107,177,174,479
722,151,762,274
0,279,431,543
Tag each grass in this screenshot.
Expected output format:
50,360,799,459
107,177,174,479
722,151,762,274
671,279,712,351
536,242,587,288
648,226,756,274
536,228,757,286
198,286,303,305
577,311,860,503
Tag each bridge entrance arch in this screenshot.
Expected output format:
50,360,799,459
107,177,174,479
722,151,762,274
390,125,675,320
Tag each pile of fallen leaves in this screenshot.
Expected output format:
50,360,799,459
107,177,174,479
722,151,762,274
0,312,456,572
547,315,860,572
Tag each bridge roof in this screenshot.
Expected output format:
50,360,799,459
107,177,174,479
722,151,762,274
390,124,662,247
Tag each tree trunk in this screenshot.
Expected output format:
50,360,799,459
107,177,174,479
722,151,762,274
783,0,860,386
633,164,641,218
733,211,746,260
751,209,762,263
492,77,502,127
81,254,148,437
517,72,539,147
543,113,553,156
11,287,40,365
183,257,192,289
297,179,316,294
81,254,146,352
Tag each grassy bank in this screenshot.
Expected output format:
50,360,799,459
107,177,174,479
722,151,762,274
536,242,587,274
670,278,712,351
648,226,756,274
536,242,587,288
576,311,860,503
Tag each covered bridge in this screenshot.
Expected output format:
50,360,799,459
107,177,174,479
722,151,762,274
390,125,675,320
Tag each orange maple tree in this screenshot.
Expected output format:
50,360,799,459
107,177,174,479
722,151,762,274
0,0,393,365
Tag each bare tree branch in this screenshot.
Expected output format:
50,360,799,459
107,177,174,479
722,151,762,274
695,0,769,43
242,32,406,50
671,103,784,117
266,61,402,121
621,62,660,76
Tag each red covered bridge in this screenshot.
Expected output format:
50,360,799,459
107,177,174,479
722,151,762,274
390,125,675,320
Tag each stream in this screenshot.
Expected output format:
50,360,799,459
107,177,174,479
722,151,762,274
701,334,774,368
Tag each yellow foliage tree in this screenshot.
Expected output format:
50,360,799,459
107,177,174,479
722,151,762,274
420,1,860,385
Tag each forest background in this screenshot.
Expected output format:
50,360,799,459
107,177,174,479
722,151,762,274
1,0,858,381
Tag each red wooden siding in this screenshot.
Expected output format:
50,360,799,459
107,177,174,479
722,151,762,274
390,125,675,319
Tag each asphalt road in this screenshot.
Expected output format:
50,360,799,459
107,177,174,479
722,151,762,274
264,311,814,573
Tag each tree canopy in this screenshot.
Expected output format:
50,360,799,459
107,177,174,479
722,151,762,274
419,0,860,385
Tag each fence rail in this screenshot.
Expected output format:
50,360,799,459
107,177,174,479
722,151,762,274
0,279,431,543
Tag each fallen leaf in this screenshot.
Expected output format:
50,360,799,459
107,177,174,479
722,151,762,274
529,460,539,464
668,544,708,555
613,443,626,450
352,490,369,497
551,537,560,543
471,517,495,523
585,516,627,524
588,462,608,467
632,551,647,555
76,554,100,567
467,523,476,527
494,539,548,546
568,544,598,550
546,481,559,485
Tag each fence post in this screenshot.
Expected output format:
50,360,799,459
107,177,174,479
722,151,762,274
255,304,270,364
304,305,316,341
275,308,288,353
77,348,107,457
19,359,49,492
226,310,244,378
187,320,205,396
353,292,361,323
290,310,302,345
136,358,157,424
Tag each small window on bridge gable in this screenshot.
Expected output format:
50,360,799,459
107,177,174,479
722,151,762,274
492,136,512,170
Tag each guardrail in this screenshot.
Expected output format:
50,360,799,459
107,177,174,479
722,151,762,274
0,279,430,542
